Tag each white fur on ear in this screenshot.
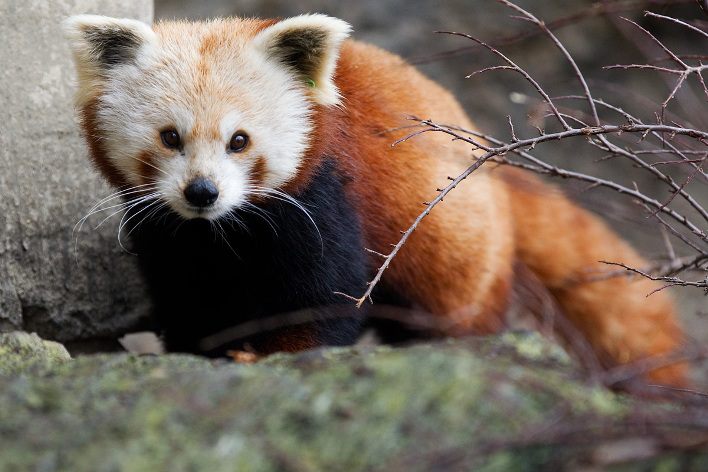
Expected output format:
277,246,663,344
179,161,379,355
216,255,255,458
252,14,351,107
62,15,157,104
63,15,156,103
63,15,156,67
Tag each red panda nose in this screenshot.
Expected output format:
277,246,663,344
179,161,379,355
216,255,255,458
184,178,219,208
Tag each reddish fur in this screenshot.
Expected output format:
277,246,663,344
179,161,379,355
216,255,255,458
136,150,159,185
80,99,129,189
295,40,686,385
501,168,687,385
306,41,516,333
250,156,268,187
256,326,321,354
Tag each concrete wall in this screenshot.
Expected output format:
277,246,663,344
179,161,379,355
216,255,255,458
0,0,153,345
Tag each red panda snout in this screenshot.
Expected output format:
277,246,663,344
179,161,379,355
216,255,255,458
183,177,219,208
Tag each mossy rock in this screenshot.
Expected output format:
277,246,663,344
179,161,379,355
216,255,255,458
0,331,705,471
0,331,71,376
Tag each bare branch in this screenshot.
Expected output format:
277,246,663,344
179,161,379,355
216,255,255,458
436,30,571,130
620,16,688,68
410,0,697,65
432,122,708,239
645,11,708,39
496,0,604,126
600,260,708,292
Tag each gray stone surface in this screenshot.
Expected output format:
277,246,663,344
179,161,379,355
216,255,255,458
0,0,153,341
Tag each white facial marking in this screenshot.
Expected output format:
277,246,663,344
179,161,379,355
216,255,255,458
158,143,250,220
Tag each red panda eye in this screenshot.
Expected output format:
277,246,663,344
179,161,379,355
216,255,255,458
160,129,180,149
229,132,249,153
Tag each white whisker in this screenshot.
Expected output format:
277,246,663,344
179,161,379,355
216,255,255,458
74,184,158,233
72,184,162,263
130,154,169,177
125,200,169,239
240,201,279,237
116,197,163,254
94,193,160,230
213,218,240,258
247,186,323,254
77,188,158,229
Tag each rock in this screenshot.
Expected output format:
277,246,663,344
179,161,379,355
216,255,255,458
118,331,164,355
1,331,705,471
0,0,153,342
0,331,71,376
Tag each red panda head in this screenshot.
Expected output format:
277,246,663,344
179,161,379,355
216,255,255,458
64,14,350,220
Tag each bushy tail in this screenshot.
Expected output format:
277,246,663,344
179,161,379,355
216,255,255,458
501,168,687,386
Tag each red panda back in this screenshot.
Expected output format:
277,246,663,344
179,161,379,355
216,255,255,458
323,41,686,386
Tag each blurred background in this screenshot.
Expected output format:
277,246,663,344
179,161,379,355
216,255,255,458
155,0,707,342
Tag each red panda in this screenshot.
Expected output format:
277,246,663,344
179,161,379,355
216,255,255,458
63,14,686,386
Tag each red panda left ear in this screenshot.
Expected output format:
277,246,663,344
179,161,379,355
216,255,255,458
253,14,351,107
63,15,157,106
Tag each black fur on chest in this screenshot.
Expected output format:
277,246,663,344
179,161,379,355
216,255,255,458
125,159,367,355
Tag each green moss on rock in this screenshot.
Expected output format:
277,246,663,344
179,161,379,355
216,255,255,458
0,331,705,471
0,331,71,376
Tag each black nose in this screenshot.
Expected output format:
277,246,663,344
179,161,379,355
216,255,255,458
184,178,219,208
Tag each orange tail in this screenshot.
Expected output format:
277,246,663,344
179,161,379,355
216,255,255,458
502,168,687,387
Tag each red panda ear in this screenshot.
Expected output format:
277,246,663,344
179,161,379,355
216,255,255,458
63,15,157,105
253,14,351,107
63,15,156,100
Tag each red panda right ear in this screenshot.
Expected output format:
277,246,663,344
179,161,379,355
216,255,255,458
252,14,351,107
